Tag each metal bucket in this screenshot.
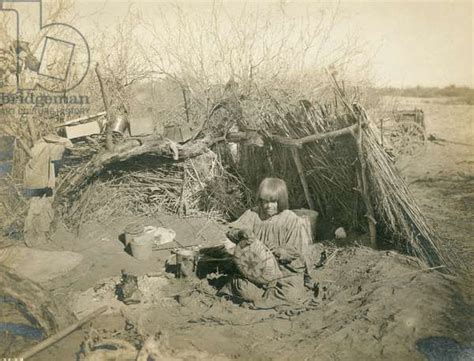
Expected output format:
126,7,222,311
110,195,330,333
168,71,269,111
124,223,152,260
112,116,129,135
130,233,153,261
292,209,319,242
124,223,144,246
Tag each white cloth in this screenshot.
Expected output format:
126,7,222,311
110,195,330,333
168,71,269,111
24,135,72,189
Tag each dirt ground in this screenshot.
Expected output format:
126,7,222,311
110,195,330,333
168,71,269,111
2,96,473,361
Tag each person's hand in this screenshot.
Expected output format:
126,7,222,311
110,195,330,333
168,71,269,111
237,228,255,248
237,228,253,241
273,248,293,264
226,227,254,245
226,229,241,244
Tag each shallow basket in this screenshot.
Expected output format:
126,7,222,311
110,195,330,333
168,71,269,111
233,240,282,286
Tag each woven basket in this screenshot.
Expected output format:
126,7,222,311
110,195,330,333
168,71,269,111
233,239,282,286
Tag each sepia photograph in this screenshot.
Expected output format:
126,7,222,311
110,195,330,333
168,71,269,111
0,0,472,360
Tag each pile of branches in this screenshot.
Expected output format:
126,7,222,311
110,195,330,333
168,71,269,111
58,160,183,229
57,151,252,229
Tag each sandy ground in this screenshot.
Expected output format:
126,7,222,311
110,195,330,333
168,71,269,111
1,96,473,361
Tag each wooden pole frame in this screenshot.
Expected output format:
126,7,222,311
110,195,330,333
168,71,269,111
231,120,376,245
290,147,316,210
270,121,377,246
271,123,358,148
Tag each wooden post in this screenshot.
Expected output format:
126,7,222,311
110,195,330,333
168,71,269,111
354,118,377,248
182,86,190,123
95,64,114,151
290,146,316,210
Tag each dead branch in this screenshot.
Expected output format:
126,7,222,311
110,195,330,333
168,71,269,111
19,306,108,360
271,123,358,148
58,124,360,198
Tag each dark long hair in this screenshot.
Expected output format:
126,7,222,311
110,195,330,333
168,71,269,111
256,178,289,213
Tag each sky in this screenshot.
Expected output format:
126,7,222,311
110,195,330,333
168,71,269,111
78,0,472,88
3,0,472,88
339,1,473,88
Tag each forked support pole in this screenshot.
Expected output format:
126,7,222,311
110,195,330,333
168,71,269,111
290,147,316,210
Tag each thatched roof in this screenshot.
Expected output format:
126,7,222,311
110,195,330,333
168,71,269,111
55,76,447,267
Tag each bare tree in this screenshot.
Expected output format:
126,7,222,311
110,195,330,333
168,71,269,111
141,2,365,91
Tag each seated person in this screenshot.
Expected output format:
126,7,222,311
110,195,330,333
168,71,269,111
220,177,313,307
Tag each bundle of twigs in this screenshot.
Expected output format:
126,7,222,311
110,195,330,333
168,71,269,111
58,163,184,228
362,123,445,265
58,150,252,228
174,151,252,221
208,79,447,266
331,77,447,266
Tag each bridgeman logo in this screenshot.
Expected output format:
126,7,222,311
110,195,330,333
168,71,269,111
0,0,90,93
0,91,89,107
